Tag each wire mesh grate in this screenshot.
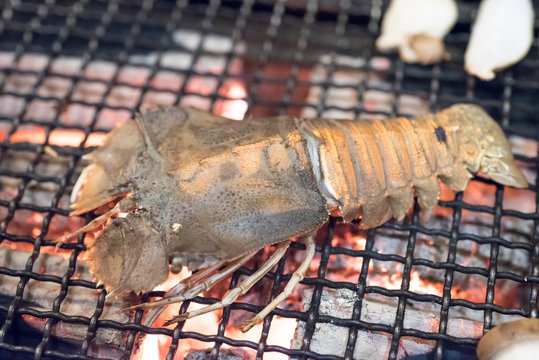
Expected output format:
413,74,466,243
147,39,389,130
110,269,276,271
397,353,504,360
0,0,537,359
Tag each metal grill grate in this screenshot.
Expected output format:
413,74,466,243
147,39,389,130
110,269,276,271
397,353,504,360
0,0,537,359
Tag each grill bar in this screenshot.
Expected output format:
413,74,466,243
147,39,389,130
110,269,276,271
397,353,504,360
435,191,462,359
0,0,537,359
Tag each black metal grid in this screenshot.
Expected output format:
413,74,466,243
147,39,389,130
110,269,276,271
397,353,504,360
0,0,537,359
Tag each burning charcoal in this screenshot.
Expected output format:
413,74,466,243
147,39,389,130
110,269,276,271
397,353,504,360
301,54,430,119
301,55,366,119
291,288,394,359
185,349,245,360
0,45,245,131
0,94,25,118
19,181,60,208
0,149,36,173
0,245,136,350
292,288,522,359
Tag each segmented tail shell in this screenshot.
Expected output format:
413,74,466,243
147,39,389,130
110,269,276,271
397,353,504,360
296,104,527,228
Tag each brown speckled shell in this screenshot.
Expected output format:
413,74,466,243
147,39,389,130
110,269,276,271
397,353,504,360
71,105,527,293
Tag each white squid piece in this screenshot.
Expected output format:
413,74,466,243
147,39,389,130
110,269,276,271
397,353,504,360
477,319,539,360
465,0,534,81
376,0,458,65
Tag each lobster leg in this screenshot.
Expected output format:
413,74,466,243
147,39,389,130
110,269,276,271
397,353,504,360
125,261,223,313
135,252,255,326
164,240,291,326
55,197,136,247
240,236,316,332
132,261,226,311
140,260,226,327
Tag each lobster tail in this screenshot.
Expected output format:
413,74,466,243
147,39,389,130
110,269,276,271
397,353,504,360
433,104,528,189
297,104,527,228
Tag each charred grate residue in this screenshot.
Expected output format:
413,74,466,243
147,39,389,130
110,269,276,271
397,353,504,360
0,1,538,360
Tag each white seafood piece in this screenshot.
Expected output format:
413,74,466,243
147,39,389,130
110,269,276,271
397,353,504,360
376,0,458,65
465,0,534,81
477,319,539,360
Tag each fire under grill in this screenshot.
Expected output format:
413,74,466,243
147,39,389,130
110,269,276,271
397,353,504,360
0,0,538,359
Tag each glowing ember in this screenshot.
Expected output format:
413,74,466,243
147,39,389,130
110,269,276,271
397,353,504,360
136,265,296,360
408,270,444,297
216,81,248,120
30,213,43,237
49,129,85,147
136,269,191,360
137,334,168,360
9,126,46,144
225,317,297,360
6,128,106,148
